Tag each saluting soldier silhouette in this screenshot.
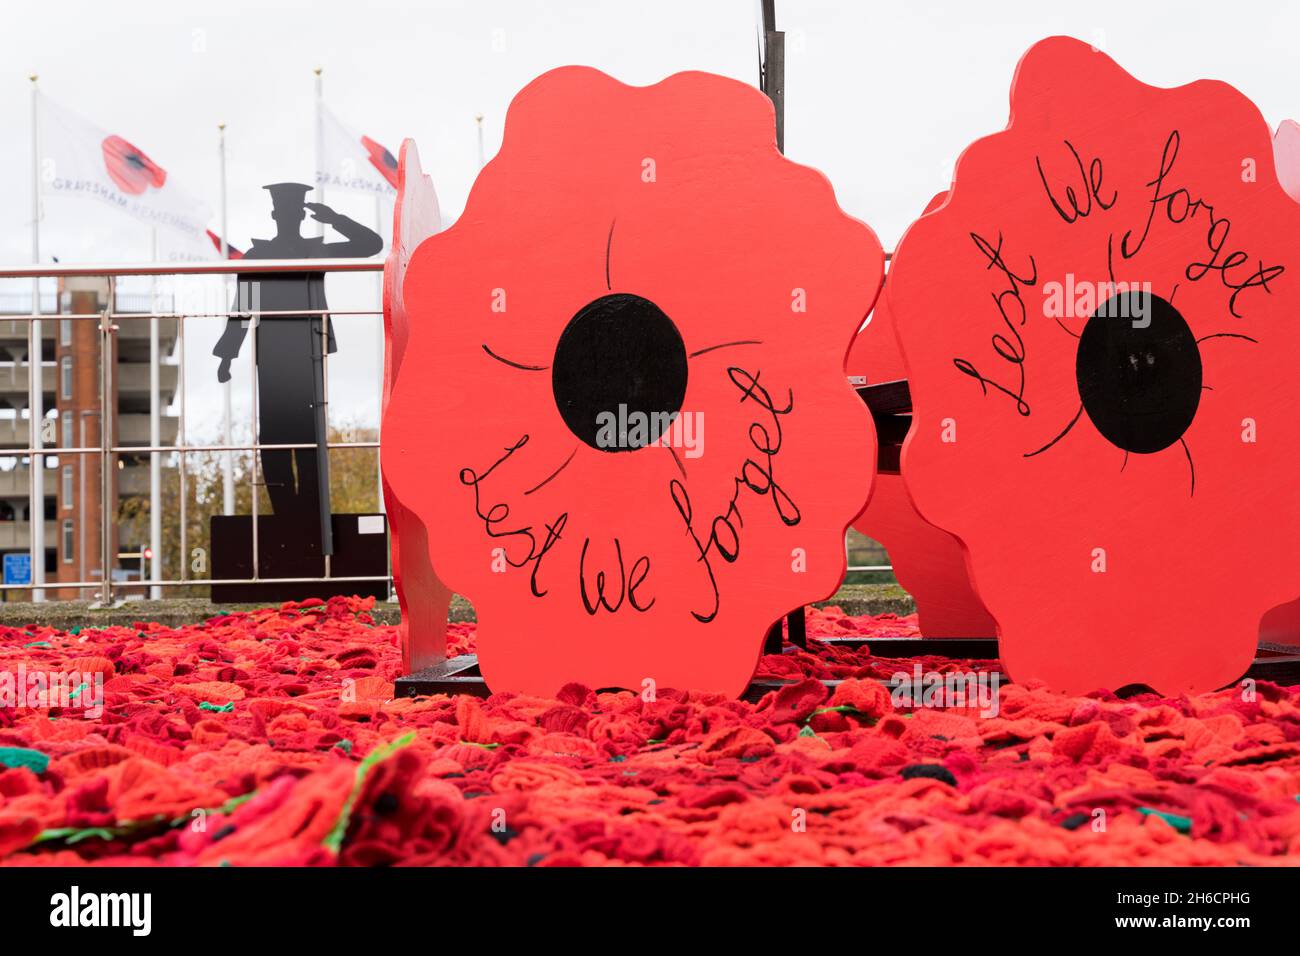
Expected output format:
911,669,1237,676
213,183,382,554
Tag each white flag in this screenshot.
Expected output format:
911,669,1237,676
37,92,214,259
316,102,399,198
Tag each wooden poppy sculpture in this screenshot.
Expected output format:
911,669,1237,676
848,192,995,638
1259,121,1300,647
382,141,453,673
888,36,1300,695
383,68,884,697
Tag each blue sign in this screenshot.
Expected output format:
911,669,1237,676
3,553,31,586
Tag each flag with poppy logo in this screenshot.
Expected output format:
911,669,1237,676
37,92,215,259
206,229,244,259
316,101,399,198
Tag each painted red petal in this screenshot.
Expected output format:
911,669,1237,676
383,68,884,697
890,36,1300,695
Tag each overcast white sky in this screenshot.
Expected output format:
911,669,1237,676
1,0,1297,439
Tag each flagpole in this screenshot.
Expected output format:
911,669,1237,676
475,114,485,169
314,67,324,237
149,226,161,599
218,122,235,516
29,74,46,603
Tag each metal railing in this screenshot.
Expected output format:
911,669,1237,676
0,290,171,314
0,257,894,604
0,258,389,604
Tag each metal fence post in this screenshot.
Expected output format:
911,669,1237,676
98,286,115,607
320,294,332,575
27,288,44,602
248,288,260,581
178,312,188,585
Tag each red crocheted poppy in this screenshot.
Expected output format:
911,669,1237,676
384,67,883,696
889,37,1300,694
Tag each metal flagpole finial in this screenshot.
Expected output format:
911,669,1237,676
218,121,226,131
314,66,323,77
29,74,38,83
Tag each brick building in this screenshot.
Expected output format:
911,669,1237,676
0,277,177,599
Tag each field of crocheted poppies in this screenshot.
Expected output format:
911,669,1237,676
1,596,1297,866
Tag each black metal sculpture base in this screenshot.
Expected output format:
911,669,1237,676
394,623,1300,702
210,513,389,603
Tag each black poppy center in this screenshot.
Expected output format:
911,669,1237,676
1075,291,1202,454
551,293,688,452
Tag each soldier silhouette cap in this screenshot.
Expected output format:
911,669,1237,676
264,182,313,210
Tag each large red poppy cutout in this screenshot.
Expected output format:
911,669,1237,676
381,140,451,673
102,135,166,195
889,36,1300,695
848,192,995,638
384,67,883,697
1259,121,1300,646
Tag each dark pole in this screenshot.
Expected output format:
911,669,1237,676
313,319,334,557
760,0,785,153
759,2,804,653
